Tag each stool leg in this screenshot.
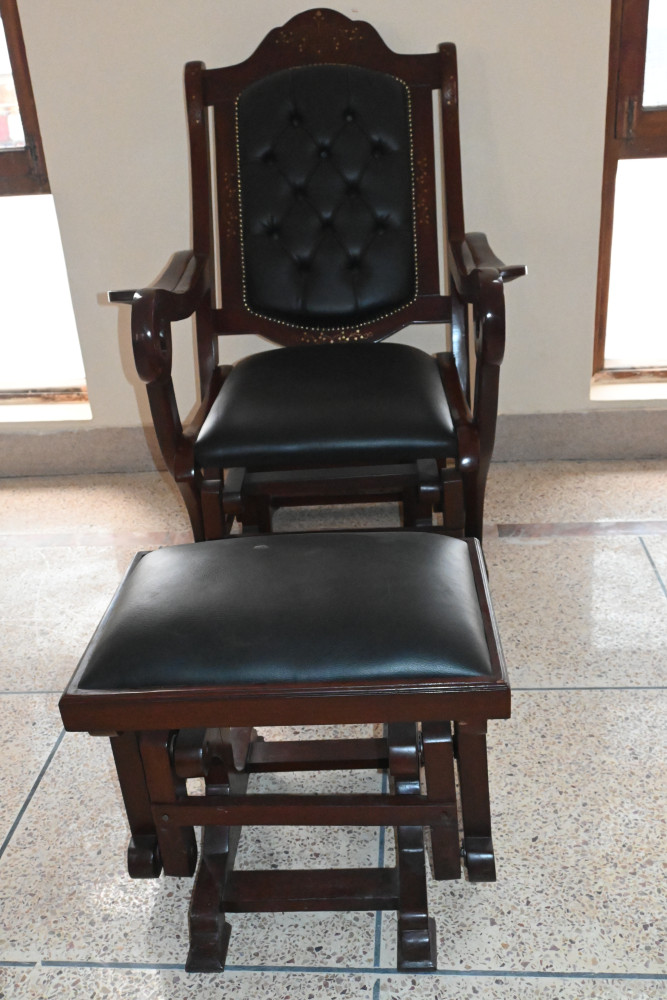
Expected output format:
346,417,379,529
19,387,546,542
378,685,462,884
454,720,496,882
421,722,461,880
139,731,198,878
187,727,253,973
186,826,233,972
109,732,162,878
388,722,437,972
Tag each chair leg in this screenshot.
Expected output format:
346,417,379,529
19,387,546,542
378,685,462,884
175,480,206,542
421,722,461,880
388,722,437,972
139,731,198,877
110,732,162,878
186,727,251,973
201,468,228,541
403,459,439,529
240,495,274,534
441,467,465,537
454,720,496,882
461,466,485,542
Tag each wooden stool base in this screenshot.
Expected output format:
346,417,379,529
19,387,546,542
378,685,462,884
132,724,462,973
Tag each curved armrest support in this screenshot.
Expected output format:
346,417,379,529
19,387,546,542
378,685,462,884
472,268,506,368
448,232,525,370
127,251,210,384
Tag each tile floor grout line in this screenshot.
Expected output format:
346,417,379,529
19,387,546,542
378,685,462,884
3,521,667,549
0,690,63,695
496,520,667,538
0,531,194,548
34,960,667,981
639,535,667,599
513,685,667,692
0,729,65,862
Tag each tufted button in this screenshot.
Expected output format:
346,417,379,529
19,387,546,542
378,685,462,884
296,257,311,273
262,149,276,164
375,220,387,235
265,222,281,239
372,140,385,159
319,145,331,159
321,217,333,230
293,183,307,199
343,108,355,122
347,181,359,196
347,256,361,271
290,111,302,126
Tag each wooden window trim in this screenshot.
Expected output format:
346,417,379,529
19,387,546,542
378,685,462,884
0,0,49,195
594,0,667,383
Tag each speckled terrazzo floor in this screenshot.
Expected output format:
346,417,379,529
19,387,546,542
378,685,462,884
0,461,665,999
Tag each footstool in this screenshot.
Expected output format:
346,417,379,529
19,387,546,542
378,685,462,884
59,531,510,972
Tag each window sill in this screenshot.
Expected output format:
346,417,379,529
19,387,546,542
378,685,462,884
590,374,667,401
0,399,92,423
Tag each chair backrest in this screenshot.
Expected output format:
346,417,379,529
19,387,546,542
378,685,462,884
187,8,464,352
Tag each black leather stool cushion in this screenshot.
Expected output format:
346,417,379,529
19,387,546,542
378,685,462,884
194,342,456,468
236,64,415,327
78,533,493,691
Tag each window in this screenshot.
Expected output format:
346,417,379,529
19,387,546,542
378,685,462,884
593,0,667,396
0,0,48,195
0,0,89,418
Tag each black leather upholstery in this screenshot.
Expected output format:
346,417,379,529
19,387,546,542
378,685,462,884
237,64,415,327
194,341,455,467
78,533,493,690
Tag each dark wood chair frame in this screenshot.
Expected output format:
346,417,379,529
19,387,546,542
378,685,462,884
60,537,510,973
111,9,524,542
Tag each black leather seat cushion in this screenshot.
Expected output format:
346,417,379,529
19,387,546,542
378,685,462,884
194,342,456,468
237,64,415,327
78,532,493,691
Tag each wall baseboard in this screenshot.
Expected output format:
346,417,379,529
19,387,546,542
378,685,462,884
493,410,667,462
0,426,165,477
0,410,665,478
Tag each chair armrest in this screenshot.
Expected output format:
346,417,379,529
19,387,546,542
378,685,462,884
125,251,210,383
448,233,525,369
449,233,525,294
108,250,209,320
108,288,136,304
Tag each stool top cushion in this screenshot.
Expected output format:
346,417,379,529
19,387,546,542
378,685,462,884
77,532,494,691
194,342,456,468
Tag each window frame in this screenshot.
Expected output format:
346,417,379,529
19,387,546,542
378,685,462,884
0,0,49,196
593,0,667,385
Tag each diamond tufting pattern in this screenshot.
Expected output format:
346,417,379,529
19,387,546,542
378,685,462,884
236,64,416,329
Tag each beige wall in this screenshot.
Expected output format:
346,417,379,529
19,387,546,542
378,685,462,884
14,0,630,436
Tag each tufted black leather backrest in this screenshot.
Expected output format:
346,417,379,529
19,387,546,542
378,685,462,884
236,64,416,330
